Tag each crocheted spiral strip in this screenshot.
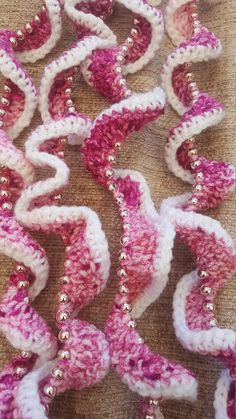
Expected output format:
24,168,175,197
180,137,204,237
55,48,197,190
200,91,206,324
13,33,111,416
64,0,164,102
161,1,236,417
0,2,62,416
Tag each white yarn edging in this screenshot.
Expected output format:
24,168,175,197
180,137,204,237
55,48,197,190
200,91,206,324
0,49,37,140
214,369,232,419
17,0,62,63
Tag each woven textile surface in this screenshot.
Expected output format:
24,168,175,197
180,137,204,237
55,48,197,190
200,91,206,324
0,0,235,418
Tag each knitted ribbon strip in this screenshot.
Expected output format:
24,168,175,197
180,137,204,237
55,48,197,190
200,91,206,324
13,35,112,417
64,0,164,102
161,1,236,417
162,0,235,212
0,2,62,417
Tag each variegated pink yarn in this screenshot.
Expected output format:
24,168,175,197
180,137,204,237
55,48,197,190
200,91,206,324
0,2,62,417
162,1,236,418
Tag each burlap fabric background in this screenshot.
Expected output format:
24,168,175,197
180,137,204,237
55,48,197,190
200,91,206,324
0,1,235,418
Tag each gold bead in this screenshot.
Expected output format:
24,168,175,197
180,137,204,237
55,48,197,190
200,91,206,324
51,367,64,380
58,330,70,341
58,349,70,360
43,385,56,398
16,30,25,40
17,280,29,290
25,23,33,33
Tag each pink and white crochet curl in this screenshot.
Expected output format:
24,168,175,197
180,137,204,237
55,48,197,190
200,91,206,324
63,0,164,102
83,88,201,418
12,32,111,416
161,1,236,417
162,0,235,212
0,2,62,417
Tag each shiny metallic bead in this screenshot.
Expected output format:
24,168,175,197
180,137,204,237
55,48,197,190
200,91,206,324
108,183,117,192
2,202,13,211
0,121,4,128
149,399,159,407
125,36,134,47
43,385,56,398
21,350,32,359
17,280,29,290
199,270,208,279
131,28,138,37
200,285,212,296
116,196,123,205
10,37,18,48
105,169,114,178
16,264,26,272
60,138,67,145
194,184,203,192
188,82,198,91
191,160,200,169
185,137,195,145
67,76,74,83
114,66,122,75
64,259,71,267
196,172,204,180
58,349,70,360
122,302,132,313
192,12,199,20
66,99,73,107
51,367,64,380
191,90,199,99
0,190,9,197
15,366,27,377
188,148,197,157
4,85,11,94
186,72,193,82
68,106,76,113
209,318,218,327
119,251,127,261
16,30,25,40
133,18,140,25
120,209,128,218
118,268,127,278
118,78,126,87
0,176,9,184
56,310,70,322
65,246,71,253
54,194,62,200
58,292,70,304
61,275,70,285
24,296,30,303
34,15,41,24
128,320,136,329
65,88,72,97
193,20,201,28
1,97,10,106
58,151,64,158
203,302,215,312
107,154,115,163
124,89,132,97
115,142,121,150
119,284,128,294
117,54,125,64
191,197,198,205
121,45,129,55
42,5,47,12
138,337,144,344
0,109,6,117
146,416,155,419
120,235,129,245
123,223,130,230
1,98,9,106
25,23,33,33
58,330,70,341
